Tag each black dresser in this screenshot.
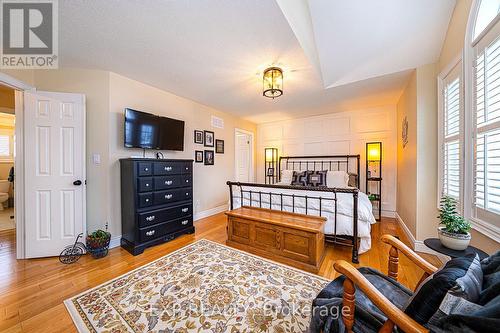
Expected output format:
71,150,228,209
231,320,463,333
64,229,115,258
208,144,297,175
120,158,194,255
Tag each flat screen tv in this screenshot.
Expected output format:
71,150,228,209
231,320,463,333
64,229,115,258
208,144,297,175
124,108,185,151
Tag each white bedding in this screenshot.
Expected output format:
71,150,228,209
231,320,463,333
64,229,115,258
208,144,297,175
231,185,376,253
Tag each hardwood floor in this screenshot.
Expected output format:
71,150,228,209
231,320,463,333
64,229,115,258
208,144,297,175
0,214,441,333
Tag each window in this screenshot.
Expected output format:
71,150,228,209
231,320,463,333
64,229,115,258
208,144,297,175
439,62,462,203
464,0,500,241
0,135,10,157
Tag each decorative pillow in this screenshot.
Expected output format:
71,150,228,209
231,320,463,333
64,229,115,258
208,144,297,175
326,171,349,188
404,253,483,325
291,171,308,186
307,170,328,187
280,170,294,185
347,173,358,187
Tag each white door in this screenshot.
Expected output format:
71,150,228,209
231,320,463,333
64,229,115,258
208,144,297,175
235,132,252,182
24,91,85,258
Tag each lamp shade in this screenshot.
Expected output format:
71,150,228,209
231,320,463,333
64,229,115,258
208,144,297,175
265,147,278,162
263,67,283,98
367,142,381,161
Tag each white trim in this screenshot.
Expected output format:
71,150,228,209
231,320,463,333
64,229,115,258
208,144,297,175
395,212,448,263
381,210,396,218
14,90,24,259
109,235,121,249
0,73,34,91
194,204,228,221
234,128,255,182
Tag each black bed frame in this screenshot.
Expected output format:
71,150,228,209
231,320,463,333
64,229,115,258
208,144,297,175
227,155,361,263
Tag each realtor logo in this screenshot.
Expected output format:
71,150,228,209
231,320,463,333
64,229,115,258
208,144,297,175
1,0,58,68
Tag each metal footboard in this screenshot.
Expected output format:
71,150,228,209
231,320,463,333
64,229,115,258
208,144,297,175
226,181,360,263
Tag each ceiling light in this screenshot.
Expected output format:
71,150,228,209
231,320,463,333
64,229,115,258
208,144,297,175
263,67,283,99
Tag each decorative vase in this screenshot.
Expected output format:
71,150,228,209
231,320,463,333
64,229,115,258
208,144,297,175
437,227,471,251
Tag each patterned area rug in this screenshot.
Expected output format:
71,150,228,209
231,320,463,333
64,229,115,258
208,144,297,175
64,239,329,333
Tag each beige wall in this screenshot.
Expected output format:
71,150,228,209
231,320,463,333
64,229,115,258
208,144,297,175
257,106,398,214
397,71,418,236
108,72,256,235
0,68,255,237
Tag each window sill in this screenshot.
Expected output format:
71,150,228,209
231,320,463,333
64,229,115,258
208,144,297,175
470,217,500,243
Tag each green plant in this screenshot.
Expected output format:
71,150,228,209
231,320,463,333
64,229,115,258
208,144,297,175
87,229,110,241
438,196,471,234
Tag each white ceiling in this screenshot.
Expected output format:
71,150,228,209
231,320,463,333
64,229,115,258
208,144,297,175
58,0,455,123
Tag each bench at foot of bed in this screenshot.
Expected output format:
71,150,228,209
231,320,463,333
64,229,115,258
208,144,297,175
225,206,327,273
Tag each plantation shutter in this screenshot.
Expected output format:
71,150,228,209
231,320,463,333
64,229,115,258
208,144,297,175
442,70,461,200
473,21,500,226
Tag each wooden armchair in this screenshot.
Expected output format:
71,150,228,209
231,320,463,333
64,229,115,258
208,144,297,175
333,235,439,333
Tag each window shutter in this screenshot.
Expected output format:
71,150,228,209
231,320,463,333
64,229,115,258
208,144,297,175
474,36,500,215
441,72,461,200
0,136,10,156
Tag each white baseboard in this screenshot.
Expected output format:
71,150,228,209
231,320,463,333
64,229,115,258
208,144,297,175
381,210,396,218
109,235,121,249
395,212,448,263
194,204,228,221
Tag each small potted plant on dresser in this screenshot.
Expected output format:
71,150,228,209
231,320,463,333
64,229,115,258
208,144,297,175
437,196,472,250
86,225,111,259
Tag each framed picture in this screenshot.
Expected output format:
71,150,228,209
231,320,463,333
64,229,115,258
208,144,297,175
215,139,224,153
195,150,203,163
267,167,274,176
194,130,203,144
204,130,214,147
204,150,214,165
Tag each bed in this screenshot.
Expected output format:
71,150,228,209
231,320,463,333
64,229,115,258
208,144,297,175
226,155,377,263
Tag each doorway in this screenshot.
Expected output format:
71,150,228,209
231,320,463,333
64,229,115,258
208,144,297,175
234,128,254,182
0,85,15,232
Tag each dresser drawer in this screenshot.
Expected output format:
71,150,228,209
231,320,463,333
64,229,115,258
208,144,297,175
154,175,181,190
153,188,191,205
137,203,192,227
138,162,152,176
139,216,193,242
153,162,182,175
137,177,153,192
138,193,153,208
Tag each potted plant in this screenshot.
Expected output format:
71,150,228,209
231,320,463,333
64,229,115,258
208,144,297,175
437,196,472,250
86,227,111,259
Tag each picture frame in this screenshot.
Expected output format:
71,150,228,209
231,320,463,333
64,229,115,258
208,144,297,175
194,130,203,144
215,139,224,153
266,167,274,176
195,150,203,163
204,130,214,147
204,150,214,165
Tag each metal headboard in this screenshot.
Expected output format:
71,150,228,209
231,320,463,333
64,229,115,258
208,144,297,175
278,155,361,188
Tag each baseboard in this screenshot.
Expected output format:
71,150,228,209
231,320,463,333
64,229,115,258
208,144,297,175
109,235,121,249
381,210,396,218
395,212,448,264
194,204,228,221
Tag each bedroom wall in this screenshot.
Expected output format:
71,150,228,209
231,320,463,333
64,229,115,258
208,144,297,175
108,72,257,235
396,71,418,236
256,105,398,215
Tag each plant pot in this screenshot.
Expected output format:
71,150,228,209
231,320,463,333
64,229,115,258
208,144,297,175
437,227,471,251
86,232,111,259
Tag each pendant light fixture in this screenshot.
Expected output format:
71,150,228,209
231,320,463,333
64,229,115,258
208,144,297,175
263,67,283,99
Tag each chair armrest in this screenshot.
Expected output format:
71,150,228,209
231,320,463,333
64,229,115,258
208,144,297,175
381,235,438,275
334,260,429,333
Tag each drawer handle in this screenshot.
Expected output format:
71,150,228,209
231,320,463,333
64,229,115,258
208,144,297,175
146,215,155,221
145,183,150,187
165,194,173,199
185,192,189,196
165,166,172,171
146,230,155,236
185,179,189,183
145,198,150,202
144,167,149,171
185,167,189,170
181,220,189,225
165,180,173,185
181,208,189,213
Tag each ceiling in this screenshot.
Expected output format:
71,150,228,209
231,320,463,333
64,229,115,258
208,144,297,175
58,0,455,123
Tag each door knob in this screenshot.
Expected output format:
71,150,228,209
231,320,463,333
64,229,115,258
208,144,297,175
73,180,82,186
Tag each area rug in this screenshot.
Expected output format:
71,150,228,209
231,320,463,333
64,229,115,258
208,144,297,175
64,239,329,333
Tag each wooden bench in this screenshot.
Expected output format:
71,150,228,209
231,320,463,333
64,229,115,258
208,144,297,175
225,206,326,273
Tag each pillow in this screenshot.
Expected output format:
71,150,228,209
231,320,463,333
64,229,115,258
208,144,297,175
326,171,349,188
307,170,328,187
291,171,308,186
347,173,358,187
404,253,483,325
280,170,293,185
